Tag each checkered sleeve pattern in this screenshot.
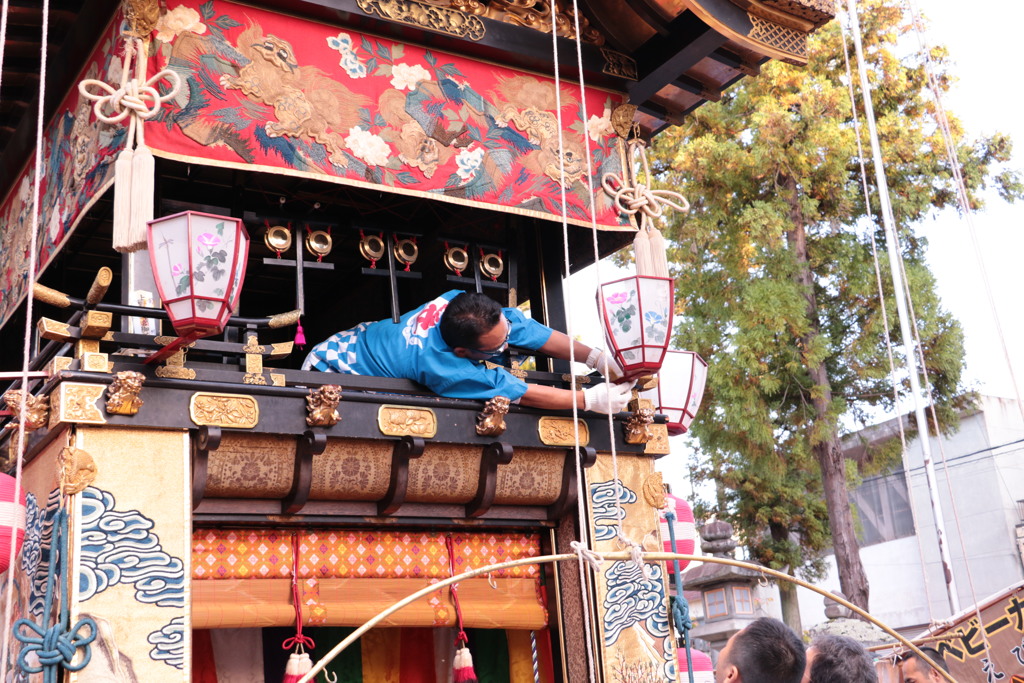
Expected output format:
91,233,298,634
301,324,366,373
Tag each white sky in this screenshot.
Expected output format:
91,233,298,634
566,2,1024,498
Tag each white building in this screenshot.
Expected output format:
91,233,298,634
797,395,1024,633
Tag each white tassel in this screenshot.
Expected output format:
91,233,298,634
647,227,670,278
111,146,135,253
633,226,654,276
126,144,155,253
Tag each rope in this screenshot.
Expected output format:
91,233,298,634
601,145,689,225
13,507,97,683
283,533,316,653
77,38,180,126
837,16,936,624
530,630,540,683
295,551,957,683
1,0,48,674
665,509,694,683
546,10,601,683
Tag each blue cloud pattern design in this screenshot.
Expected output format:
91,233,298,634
23,489,61,617
590,479,637,541
148,616,185,669
602,560,670,647
78,487,185,608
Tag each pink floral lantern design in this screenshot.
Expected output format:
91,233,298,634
147,211,249,349
598,275,674,380
643,350,709,435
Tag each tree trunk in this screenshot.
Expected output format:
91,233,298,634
770,522,803,632
783,175,871,612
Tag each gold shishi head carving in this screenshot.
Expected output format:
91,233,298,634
306,385,342,427
476,396,511,436
3,390,49,432
623,405,655,445
105,371,145,416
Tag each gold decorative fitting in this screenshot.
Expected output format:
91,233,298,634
122,0,160,37
105,371,145,415
269,373,286,387
443,245,469,273
561,373,591,385
2,390,49,432
476,396,510,437
81,310,113,338
268,309,301,328
81,352,110,373
610,104,639,139
46,357,73,375
378,404,437,437
601,49,638,81
624,401,655,445
37,318,73,342
75,340,100,359
59,447,97,495
156,366,196,380
357,0,486,41
635,374,658,392
55,383,106,425
747,13,808,61
509,362,527,379
264,225,293,253
244,373,268,385
32,283,71,308
306,385,342,427
642,471,666,508
305,229,333,257
645,423,671,456
190,393,260,428
359,234,386,262
538,417,589,446
393,238,419,266
478,252,504,279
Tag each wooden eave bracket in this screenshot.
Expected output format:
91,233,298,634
377,435,426,516
548,446,598,519
283,429,329,515
466,441,514,518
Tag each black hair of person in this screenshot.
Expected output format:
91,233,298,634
900,647,950,674
729,618,806,683
439,292,503,349
808,635,876,683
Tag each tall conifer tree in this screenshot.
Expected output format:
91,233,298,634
652,0,1021,622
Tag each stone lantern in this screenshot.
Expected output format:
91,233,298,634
681,520,764,653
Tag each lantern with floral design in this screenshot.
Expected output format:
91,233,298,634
643,350,708,434
147,211,249,351
598,275,674,380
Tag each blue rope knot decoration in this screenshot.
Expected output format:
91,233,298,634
13,507,97,683
665,508,696,683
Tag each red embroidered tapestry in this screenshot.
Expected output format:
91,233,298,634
146,1,630,230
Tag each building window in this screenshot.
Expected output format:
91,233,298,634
705,588,728,619
733,586,753,614
850,470,915,546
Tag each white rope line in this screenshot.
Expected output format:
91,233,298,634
546,14,601,683
838,16,936,624
570,540,605,573
1,0,49,675
902,0,1024,424
601,143,689,225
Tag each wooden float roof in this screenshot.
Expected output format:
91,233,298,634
0,0,832,193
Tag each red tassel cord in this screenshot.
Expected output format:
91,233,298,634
282,533,315,683
446,535,478,683
295,319,306,349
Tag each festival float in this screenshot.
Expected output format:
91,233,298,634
0,0,964,681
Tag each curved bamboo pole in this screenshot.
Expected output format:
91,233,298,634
297,552,956,683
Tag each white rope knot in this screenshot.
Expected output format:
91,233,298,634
78,69,180,125
570,541,604,573
615,531,653,579
602,172,690,221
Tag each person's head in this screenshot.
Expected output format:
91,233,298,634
801,635,875,683
716,618,806,683
899,647,948,683
439,292,509,360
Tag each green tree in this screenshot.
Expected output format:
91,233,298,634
652,0,1020,624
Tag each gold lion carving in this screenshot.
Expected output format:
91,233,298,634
59,447,97,495
307,385,342,427
476,396,510,436
2,390,49,432
623,405,655,444
220,21,370,167
105,371,145,415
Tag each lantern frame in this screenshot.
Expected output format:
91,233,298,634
598,275,675,380
645,350,708,435
147,210,250,340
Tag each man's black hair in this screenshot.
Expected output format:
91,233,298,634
439,292,503,349
730,618,805,683
808,635,875,683
900,646,949,675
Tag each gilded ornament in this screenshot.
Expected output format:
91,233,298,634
105,371,145,415
57,384,107,425
476,396,510,437
80,310,113,338
122,0,161,37
601,49,638,80
306,385,342,427
624,397,655,445
189,393,260,428
356,0,487,41
642,471,666,509
378,405,437,437
45,357,73,376
59,447,98,495
537,417,589,446
81,352,110,373
244,373,268,385
644,423,671,456
242,335,266,354
37,318,73,342
268,342,293,359
2,390,49,432
270,373,286,387
156,366,196,379
610,104,639,139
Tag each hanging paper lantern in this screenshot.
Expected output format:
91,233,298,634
660,493,696,573
598,275,674,380
677,647,714,683
643,350,708,435
0,474,26,573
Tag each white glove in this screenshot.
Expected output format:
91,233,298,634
583,381,634,414
585,348,625,382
